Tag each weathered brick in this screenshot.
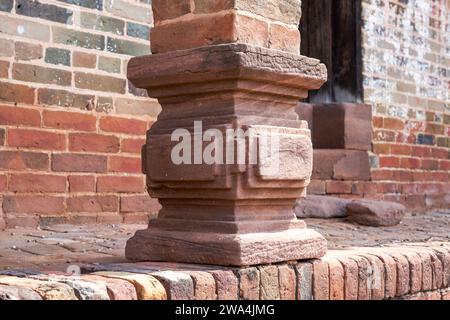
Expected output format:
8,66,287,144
104,0,153,24
53,27,105,50
109,156,141,173
379,156,400,168
312,260,329,300
0,39,14,57
43,110,96,132
326,257,345,300
0,61,9,78
7,129,66,151
5,215,40,228
428,251,444,290
98,56,121,74
278,265,296,300
38,88,94,110
209,270,238,300
16,0,73,24
3,195,65,214
326,181,353,194
296,262,313,300
100,116,147,135
185,271,216,300
93,272,166,300
81,275,138,300
67,195,118,213
259,265,280,300
0,82,35,104
361,254,385,300
52,154,107,173
57,0,103,10
69,133,120,153
120,195,160,214
127,22,150,40
431,148,449,159
80,12,124,35
69,175,95,193
122,213,151,224
432,248,450,288
368,252,397,299
15,42,43,61
13,63,71,86
0,128,4,146
75,72,126,94
45,48,71,66
121,138,145,154
348,255,371,300
0,0,13,12
388,252,410,297
96,97,114,113
417,134,435,145
151,271,194,300
0,15,50,41
238,268,260,300
127,81,149,97
73,52,96,68
335,256,359,300
97,213,123,224
106,37,150,56
9,174,66,193
0,105,41,126
0,174,6,192
97,176,144,193
0,151,49,171
115,98,161,117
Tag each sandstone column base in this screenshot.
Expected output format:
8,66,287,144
125,43,328,267
126,227,327,267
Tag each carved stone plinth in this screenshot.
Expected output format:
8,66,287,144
125,43,328,266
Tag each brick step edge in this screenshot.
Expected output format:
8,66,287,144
0,243,449,300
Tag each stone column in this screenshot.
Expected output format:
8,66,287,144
126,0,328,266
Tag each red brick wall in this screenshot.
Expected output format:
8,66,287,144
0,102,161,228
0,0,161,228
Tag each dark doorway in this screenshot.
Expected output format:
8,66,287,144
300,0,363,104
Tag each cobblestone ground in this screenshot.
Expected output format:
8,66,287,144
0,210,449,272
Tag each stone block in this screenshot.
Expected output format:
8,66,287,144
313,149,371,181
294,195,350,219
312,103,372,150
347,200,406,227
